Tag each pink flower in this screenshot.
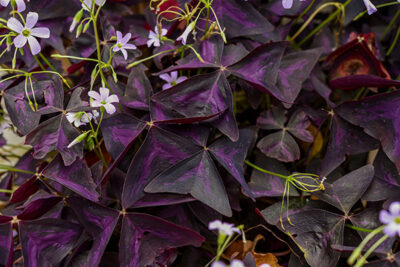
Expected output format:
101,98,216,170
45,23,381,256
82,0,106,11
113,31,137,60
380,202,400,237
282,0,305,9
88,87,119,115
159,71,187,90
208,220,240,236
362,0,377,15
177,21,195,45
7,12,50,55
147,26,167,47
0,0,29,12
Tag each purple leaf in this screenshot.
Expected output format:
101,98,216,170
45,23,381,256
314,165,375,214
119,213,205,266
122,64,153,111
321,115,379,176
330,75,400,90
209,128,256,199
257,131,300,162
19,219,83,267
67,197,120,267
151,71,230,120
42,155,99,201
121,126,200,208
228,42,288,101
286,110,313,142
335,91,400,173
0,221,13,267
26,115,83,166
101,114,146,159
276,48,323,106
212,0,274,39
145,151,232,216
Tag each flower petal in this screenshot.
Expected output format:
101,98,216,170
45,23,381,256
31,27,50,38
116,30,122,41
162,84,171,90
208,220,222,230
120,48,128,60
363,0,377,15
124,43,136,50
7,17,24,33
230,260,244,267
91,100,102,108
113,45,120,52
99,87,110,100
0,0,10,7
15,0,26,12
161,28,168,36
282,0,293,9
13,34,27,48
106,94,119,104
380,210,393,224
176,76,187,84
88,90,101,101
25,12,39,29
384,223,399,237
146,39,155,48
121,32,131,44
104,103,116,114
27,36,41,55
170,71,178,81
159,73,172,83
390,202,400,215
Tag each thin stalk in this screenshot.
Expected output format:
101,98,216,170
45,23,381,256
380,9,400,40
386,25,400,56
296,0,352,48
33,54,47,72
355,234,389,267
345,224,374,233
0,164,35,175
245,160,288,179
38,52,57,72
0,189,13,194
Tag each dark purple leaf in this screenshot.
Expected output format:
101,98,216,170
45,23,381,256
122,64,152,111
151,71,230,120
0,221,13,267
121,126,200,208
335,91,400,173
286,110,313,142
314,165,374,214
212,0,274,39
42,155,99,201
119,213,204,266
321,115,379,176
25,115,83,166
101,114,146,159
330,75,400,90
19,219,82,267
67,197,120,267
145,151,232,216
276,48,323,106
228,42,288,101
257,131,300,162
209,128,256,199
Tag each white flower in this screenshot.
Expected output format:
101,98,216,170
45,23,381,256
113,31,137,60
362,0,377,15
260,264,271,267
230,260,244,267
66,111,92,127
282,0,305,9
177,21,195,45
159,71,187,90
7,12,50,55
82,0,106,11
0,0,29,12
380,202,400,237
88,87,119,115
211,261,226,267
208,220,240,236
147,26,167,48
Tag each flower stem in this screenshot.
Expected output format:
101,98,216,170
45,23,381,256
38,52,57,72
355,234,389,267
245,160,288,179
0,164,35,175
0,189,13,194
345,224,374,233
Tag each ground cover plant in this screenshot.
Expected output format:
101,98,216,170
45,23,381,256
1,0,400,266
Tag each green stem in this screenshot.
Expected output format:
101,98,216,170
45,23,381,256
245,160,288,179
380,9,400,41
0,189,13,194
345,224,374,233
51,54,99,62
127,49,175,69
38,52,57,72
386,25,400,56
0,164,35,175
355,234,389,267
354,2,400,21
288,0,316,39
33,54,47,72
296,0,352,48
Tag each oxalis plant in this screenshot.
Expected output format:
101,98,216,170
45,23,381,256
1,0,400,266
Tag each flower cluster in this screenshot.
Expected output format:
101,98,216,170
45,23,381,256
380,201,400,237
